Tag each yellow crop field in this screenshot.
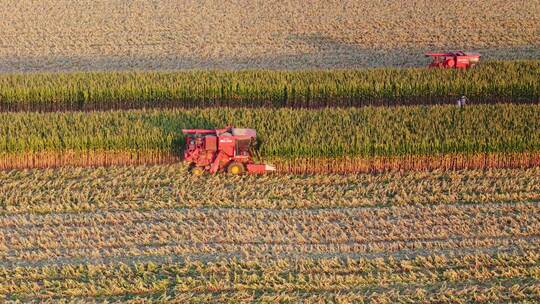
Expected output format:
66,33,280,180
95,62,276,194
0,0,538,71
1,1,539,302
1,165,540,302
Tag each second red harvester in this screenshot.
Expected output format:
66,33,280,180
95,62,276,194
425,51,481,69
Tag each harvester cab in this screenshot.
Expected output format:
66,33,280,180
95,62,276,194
182,127,276,175
425,51,480,69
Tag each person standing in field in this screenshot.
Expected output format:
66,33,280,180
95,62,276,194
457,95,468,107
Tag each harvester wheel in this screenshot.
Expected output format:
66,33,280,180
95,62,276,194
227,162,245,175
191,167,205,176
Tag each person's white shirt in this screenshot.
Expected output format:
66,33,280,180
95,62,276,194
457,96,467,107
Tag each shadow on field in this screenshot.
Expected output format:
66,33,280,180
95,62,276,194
0,37,537,72
140,112,216,159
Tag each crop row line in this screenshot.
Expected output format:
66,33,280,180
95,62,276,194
5,235,538,268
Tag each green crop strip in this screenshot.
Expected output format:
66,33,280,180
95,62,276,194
1,104,539,158
0,60,538,111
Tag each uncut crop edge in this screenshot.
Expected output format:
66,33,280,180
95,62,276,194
2,150,540,173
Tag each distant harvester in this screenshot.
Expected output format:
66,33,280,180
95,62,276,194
425,51,481,69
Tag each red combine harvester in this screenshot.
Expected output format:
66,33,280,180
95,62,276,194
425,51,481,69
182,127,276,175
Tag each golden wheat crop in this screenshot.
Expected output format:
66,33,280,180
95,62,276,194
0,0,538,72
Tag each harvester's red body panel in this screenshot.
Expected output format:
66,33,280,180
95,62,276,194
425,51,480,69
182,127,275,174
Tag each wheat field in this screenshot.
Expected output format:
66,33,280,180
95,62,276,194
0,0,538,72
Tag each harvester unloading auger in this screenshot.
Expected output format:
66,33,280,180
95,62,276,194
182,127,276,175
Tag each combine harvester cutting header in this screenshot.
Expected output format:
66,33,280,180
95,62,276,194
182,127,276,175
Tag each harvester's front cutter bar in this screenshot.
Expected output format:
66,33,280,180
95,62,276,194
246,163,276,174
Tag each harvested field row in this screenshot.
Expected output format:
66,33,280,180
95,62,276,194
1,251,539,302
2,165,539,301
4,198,537,228
2,105,539,160
0,61,539,111
1,202,538,265
6,203,538,250
0,0,538,72
2,165,540,213
5,235,538,271
3,251,538,284
3,278,539,303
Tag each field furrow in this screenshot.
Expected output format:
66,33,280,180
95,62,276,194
3,204,539,249
2,200,538,268
2,165,540,213
2,253,539,302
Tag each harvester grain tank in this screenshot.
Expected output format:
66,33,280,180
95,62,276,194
182,127,276,175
